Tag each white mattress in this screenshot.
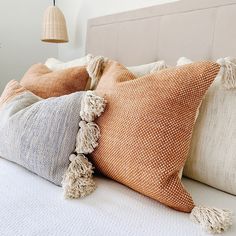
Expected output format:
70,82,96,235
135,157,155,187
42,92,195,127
0,158,235,236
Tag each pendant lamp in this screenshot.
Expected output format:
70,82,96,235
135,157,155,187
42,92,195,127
41,0,69,43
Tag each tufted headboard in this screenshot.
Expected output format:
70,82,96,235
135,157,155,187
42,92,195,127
86,0,236,66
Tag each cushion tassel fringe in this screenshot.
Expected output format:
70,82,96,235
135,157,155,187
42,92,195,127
80,90,106,122
190,205,233,234
62,154,95,199
76,120,100,154
87,56,105,90
217,57,236,89
62,91,106,199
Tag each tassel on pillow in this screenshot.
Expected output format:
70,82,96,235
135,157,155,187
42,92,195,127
62,154,96,199
87,56,106,89
76,121,100,154
62,91,107,199
217,57,236,89
190,206,233,234
80,91,107,122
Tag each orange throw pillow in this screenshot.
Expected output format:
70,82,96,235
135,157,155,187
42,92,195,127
89,60,235,234
21,64,89,98
93,60,220,212
0,80,28,109
91,61,235,232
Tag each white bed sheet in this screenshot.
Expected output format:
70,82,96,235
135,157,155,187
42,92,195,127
0,158,235,236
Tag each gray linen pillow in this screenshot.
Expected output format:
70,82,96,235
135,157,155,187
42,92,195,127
0,80,106,198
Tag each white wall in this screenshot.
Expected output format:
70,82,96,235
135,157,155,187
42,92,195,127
0,0,178,92
0,0,58,92
58,0,178,61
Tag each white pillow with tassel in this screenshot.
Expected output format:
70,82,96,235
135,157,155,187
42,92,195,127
178,57,236,196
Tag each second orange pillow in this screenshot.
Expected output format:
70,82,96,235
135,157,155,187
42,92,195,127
21,64,89,98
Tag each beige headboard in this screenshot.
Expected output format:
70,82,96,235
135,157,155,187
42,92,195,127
86,0,236,66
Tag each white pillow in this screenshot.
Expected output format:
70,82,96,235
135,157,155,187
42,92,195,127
45,54,92,71
181,56,236,195
127,60,167,77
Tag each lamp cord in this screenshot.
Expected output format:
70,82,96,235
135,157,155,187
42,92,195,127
53,0,56,6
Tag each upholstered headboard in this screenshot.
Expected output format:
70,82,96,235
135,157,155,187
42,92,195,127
86,0,236,66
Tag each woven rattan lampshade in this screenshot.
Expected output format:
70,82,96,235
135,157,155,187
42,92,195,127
41,5,68,43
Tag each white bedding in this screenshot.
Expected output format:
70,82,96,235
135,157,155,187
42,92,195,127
0,158,235,236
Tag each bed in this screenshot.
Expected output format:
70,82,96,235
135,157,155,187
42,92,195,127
1,0,236,235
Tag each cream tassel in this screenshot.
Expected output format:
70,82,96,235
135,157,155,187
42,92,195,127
217,57,236,89
86,53,94,63
80,91,106,122
62,91,106,199
190,206,233,234
76,121,100,154
87,56,105,89
62,154,96,199
150,60,168,73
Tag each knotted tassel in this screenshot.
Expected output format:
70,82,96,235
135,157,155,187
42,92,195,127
86,53,94,62
62,91,106,200
217,57,236,89
62,154,96,199
150,60,168,72
190,206,233,234
87,56,105,89
80,91,106,122
76,121,100,154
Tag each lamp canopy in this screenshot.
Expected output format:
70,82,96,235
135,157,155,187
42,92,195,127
41,3,68,43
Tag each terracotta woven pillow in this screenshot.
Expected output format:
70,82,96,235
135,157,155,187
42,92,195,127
92,60,233,233
20,64,89,98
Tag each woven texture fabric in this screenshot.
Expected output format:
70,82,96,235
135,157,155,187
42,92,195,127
0,81,84,186
93,60,220,212
20,63,89,99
